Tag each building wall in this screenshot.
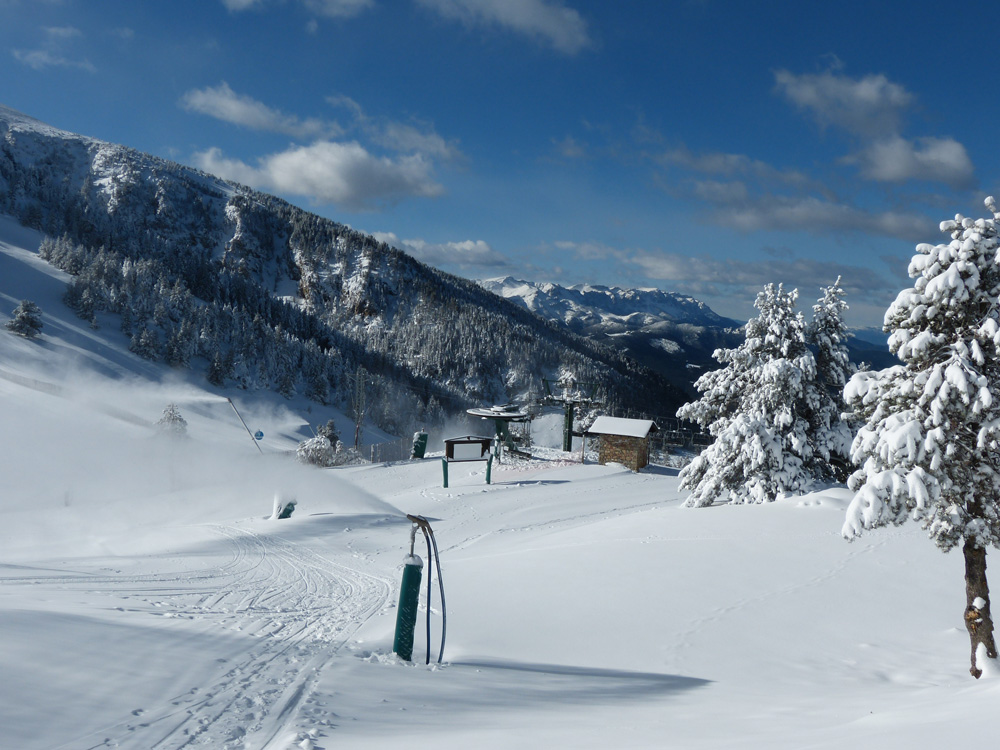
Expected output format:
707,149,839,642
598,434,649,472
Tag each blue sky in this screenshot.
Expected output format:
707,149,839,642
1,0,997,327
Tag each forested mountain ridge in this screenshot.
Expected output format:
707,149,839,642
479,276,746,394
0,105,685,434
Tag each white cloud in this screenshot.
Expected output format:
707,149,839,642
774,69,913,137
12,47,95,72
774,65,977,191
553,134,586,159
181,87,459,209
42,26,82,39
630,251,895,301
722,196,934,242
220,0,373,17
191,147,262,186
193,141,444,211
181,85,459,159
416,0,592,54
304,0,373,17
12,25,95,72
657,143,945,243
378,120,460,160
849,135,975,188
374,232,510,269
180,83,342,139
659,146,820,191
693,180,750,204
327,95,462,160
552,240,620,261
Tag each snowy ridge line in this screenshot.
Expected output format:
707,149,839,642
23,523,393,750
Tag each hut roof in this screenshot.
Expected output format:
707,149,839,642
587,416,658,439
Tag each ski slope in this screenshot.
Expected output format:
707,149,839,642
2,215,1000,749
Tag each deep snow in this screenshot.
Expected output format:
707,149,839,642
2,215,999,749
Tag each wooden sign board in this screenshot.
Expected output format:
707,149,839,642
445,436,492,462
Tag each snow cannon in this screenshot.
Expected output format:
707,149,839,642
393,552,423,661
411,430,429,459
393,515,447,664
271,494,296,520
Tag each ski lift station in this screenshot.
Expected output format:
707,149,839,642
585,416,659,472
466,404,531,460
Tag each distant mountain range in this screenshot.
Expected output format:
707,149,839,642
0,105,688,434
479,277,741,330
479,277,895,390
478,277,746,392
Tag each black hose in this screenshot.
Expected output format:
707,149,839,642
419,525,432,665
428,527,447,663
405,514,447,664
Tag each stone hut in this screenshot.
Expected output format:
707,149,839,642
586,416,658,472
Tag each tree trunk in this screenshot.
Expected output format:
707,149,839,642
963,540,998,678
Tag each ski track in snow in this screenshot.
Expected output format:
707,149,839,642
0,524,393,750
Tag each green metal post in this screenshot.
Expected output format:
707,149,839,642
393,555,424,661
486,454,493,484
442,457,448,488
563,401,575,452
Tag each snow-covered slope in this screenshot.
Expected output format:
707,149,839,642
2,217,998,749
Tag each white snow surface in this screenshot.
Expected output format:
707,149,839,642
2,218,999,748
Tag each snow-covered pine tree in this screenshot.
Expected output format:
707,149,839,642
843,198,1000,678
677,283,819,506
316,419,339,446
5,299,43,339
296,435,336,467
130,326,161,360
807,277,855,481
156,403,188,437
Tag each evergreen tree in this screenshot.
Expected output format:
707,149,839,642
677,283,819,506
130,326,161,360
807,277,855,481
844,198,1000,678
5,299,43,339
164,320,196,367
156,403,188,437
276,369,296,399
296,435,336,467
206,350,229,387
316,418,339,446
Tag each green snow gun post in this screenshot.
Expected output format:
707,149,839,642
392,530,423,662
392,515,447,664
